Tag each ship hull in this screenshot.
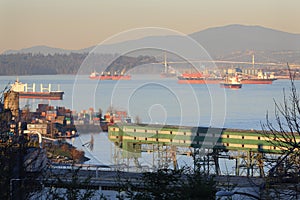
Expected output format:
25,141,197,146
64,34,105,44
178,79,223,84
18,91,64,100
89,75,131,80
220,83,242,89
240,78,277,84
177,73,224,84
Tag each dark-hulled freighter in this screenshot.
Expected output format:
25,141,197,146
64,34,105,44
10,79,64,100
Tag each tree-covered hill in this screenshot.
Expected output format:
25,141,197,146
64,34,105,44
0,53,157,76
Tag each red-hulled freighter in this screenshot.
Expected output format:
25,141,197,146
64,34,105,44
240,71,277,84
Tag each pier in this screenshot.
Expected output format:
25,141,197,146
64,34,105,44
108,123,296,177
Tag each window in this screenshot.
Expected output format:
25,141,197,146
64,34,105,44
227,135,229,138
134,129,136,132
242,144,244,148
242,136,244,139
258,137,261,140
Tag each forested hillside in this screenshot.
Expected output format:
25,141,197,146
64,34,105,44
0,53,157,75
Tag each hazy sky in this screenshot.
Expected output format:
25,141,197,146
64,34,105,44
1,0,300,53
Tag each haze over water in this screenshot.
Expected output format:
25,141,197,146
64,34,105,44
0,74,297,130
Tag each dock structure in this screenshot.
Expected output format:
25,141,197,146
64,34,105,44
108,123,295,177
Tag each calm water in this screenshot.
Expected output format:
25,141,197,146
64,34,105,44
1,74,297,129
1,75,298,168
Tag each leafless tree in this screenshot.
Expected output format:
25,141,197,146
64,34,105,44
262,64,300,179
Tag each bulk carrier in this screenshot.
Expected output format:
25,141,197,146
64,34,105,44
240,71,277,84
177,72,224,84
10,79,64,100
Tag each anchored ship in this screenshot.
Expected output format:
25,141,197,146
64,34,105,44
10,79,64,100
220,75,242,89
240,55,277,84
178,70,276,85
89,71,131,80
240,78,276,84
177,72,224,84
240,71,277,84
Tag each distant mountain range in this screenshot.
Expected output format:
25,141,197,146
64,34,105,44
191,24,300,57
3,45,94,55
4,24,300,60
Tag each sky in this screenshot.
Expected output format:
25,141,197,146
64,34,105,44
1,0,300,53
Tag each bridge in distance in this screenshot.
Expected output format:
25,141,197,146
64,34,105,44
153,60,299,67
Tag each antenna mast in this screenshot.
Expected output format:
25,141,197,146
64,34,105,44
164,52,168,73
252,54,255,68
